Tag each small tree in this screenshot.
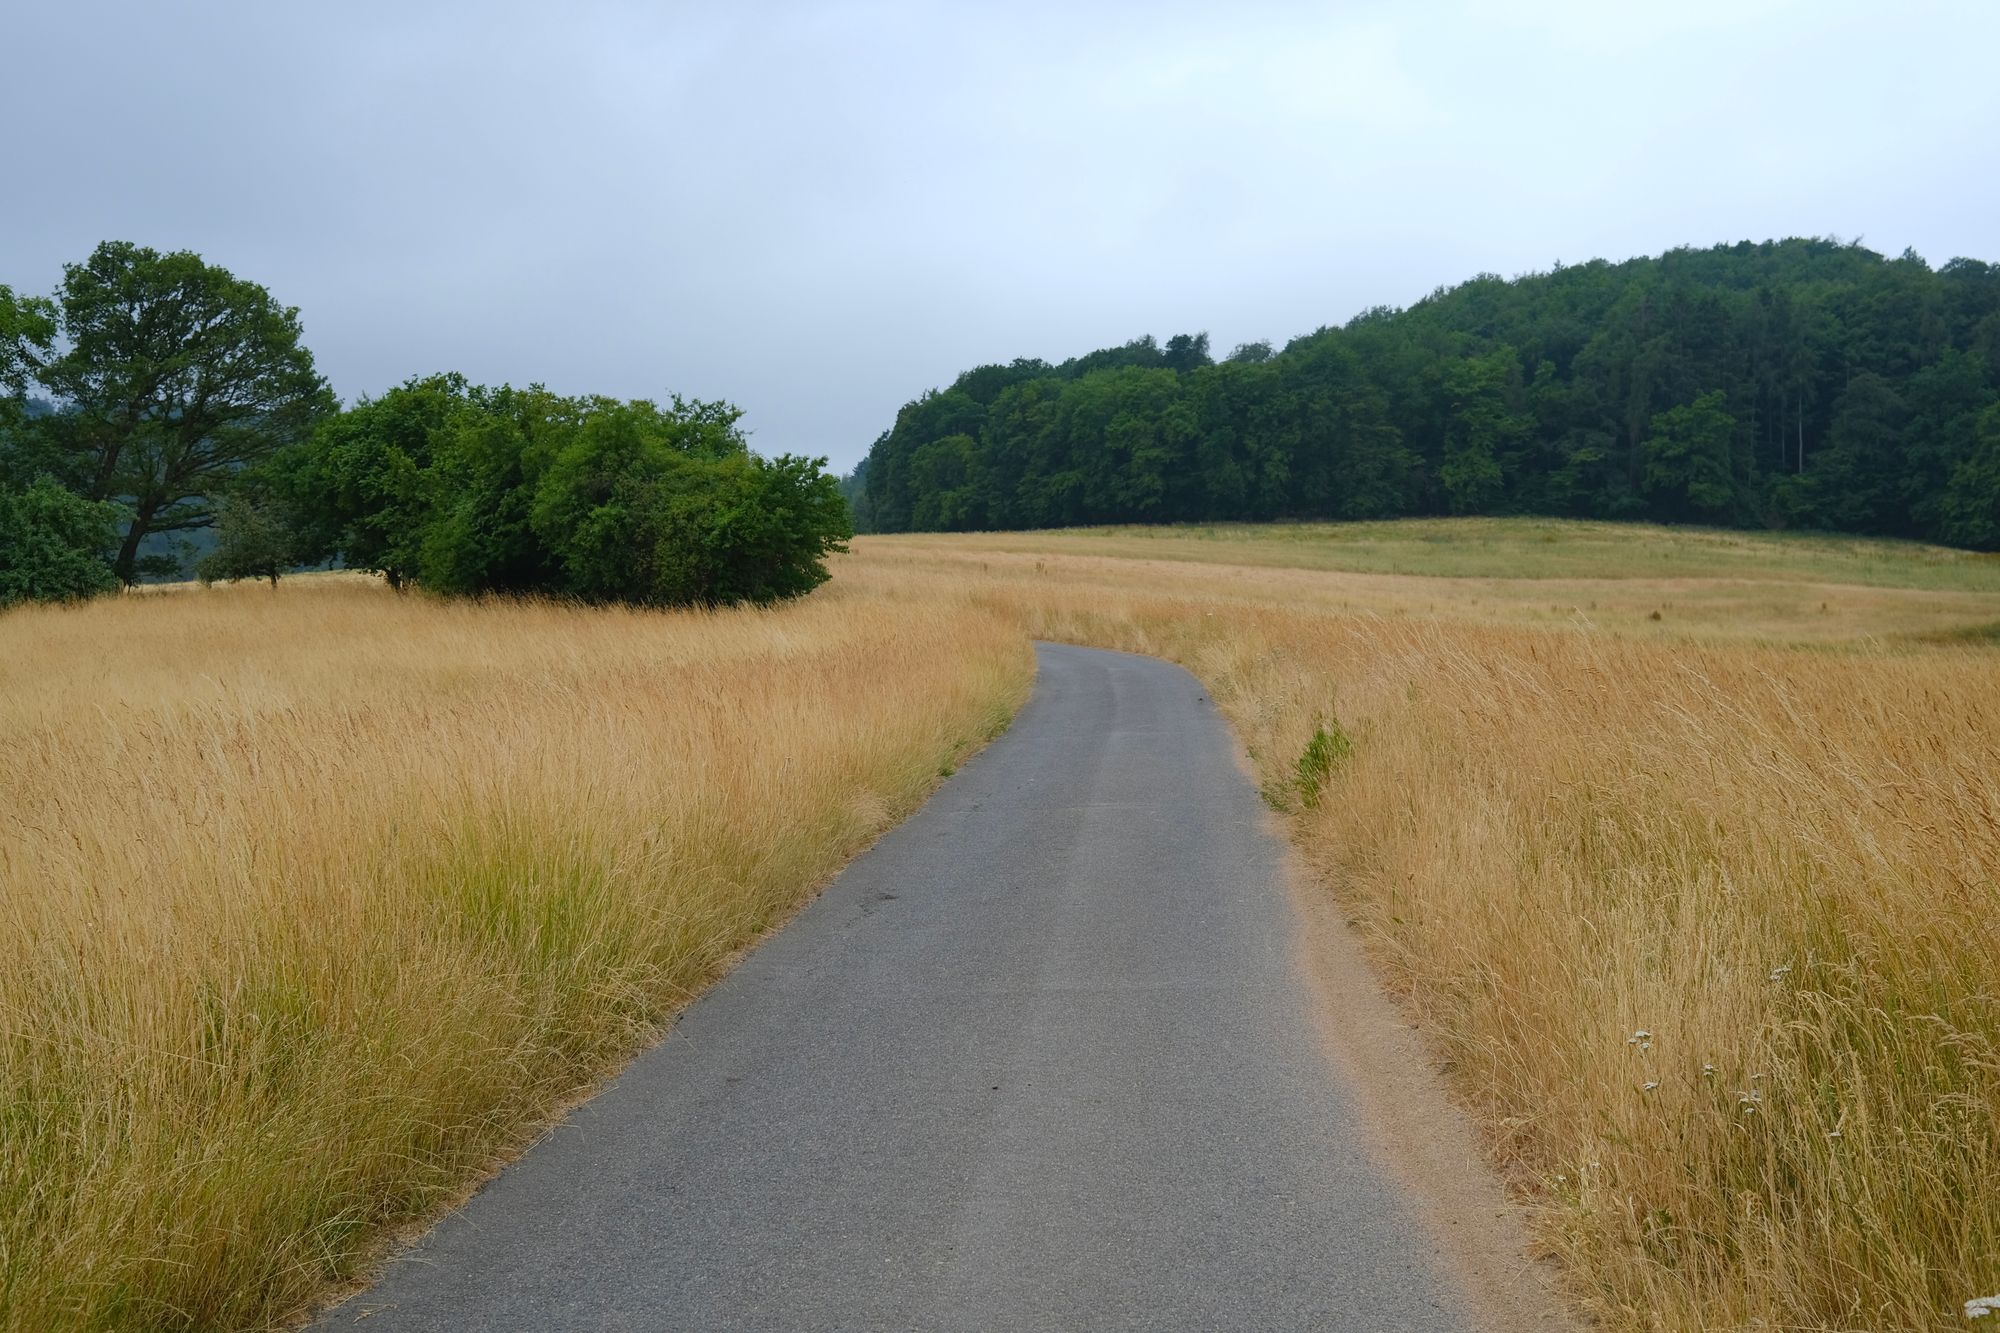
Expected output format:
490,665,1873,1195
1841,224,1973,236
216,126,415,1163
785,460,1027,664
198,482,306,588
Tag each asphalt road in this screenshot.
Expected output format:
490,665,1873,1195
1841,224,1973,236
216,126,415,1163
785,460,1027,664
319,643,1472,1330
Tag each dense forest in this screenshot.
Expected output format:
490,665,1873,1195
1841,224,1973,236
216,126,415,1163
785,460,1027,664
856,239,2000,549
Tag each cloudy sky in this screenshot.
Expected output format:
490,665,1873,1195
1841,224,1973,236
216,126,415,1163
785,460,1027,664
5,1,1996,472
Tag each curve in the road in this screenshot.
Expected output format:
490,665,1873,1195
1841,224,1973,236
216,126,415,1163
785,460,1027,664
318,642,1481,1330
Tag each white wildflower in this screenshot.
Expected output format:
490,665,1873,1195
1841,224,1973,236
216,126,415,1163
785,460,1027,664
1770,964,1792,982
1702,1063,1717,1079
1966,1294,2000,1319
1643,1081,1659,1092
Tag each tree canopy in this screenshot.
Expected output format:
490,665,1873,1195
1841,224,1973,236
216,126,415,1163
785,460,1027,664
855,238,2000,548
0,242,334,581
277,377,852,605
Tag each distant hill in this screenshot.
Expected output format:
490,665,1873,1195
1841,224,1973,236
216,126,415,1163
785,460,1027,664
855,238,2000,550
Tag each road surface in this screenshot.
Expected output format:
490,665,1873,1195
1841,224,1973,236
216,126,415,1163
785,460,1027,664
319,643,1474,1330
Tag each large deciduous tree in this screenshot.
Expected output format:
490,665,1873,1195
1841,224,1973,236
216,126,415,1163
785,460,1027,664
5,242,332,582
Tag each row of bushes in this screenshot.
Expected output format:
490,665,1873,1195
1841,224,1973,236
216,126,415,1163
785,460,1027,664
207,377,851,605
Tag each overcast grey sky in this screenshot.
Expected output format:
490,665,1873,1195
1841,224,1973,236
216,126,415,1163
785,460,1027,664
5,1,1996,472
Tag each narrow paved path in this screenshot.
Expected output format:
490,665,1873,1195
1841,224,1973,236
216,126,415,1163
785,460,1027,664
320,644,1472,1330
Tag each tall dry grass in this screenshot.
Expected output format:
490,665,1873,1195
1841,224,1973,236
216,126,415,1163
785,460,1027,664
0,573,1029,1331
858,535,2000,1330
7,525,1996,1332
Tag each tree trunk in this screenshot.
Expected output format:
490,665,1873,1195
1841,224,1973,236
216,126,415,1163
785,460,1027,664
113,502,157,585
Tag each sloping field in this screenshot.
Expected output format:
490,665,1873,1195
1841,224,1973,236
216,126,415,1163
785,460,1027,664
895,519,2000,644
917,517,2000,590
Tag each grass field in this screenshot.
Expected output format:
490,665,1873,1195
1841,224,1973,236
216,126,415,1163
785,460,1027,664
4,518,1996,1331
0,577,1028,1331
856,522,2000,1330
950,517,2000,590
898,521,2000,646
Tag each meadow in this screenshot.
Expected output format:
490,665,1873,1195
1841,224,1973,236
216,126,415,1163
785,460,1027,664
3,519,1997,1330
0,577,1028,1330
864,524,2000,1330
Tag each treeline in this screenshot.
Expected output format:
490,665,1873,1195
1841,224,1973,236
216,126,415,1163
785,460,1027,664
857,239,2000,548
0,243,848,608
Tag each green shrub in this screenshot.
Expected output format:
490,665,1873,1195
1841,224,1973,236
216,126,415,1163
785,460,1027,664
283,382,851,606
1293,717,1353,807
0,476,121,608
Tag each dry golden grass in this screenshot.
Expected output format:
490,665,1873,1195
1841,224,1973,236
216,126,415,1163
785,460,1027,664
852,530,2000,1331
0,573,1029,1331
886,528,2000,646
947,518,2000,591
7,518,1997,1332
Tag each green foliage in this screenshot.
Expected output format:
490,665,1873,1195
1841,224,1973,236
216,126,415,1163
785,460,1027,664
640,452,852,605
278,381,851,606
1644,391,1739,521
412,385,562,595
1293,717,1353,808
279,373,466,587
0,476,121,608
0,285,57,402
837,457,876,533
858,239,2000,549
197,480,309,588
1939,404,2000,550
1440,350,1526,514
0,242,332,582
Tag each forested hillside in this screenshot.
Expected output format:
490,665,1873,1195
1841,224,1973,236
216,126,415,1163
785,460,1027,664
857,239,2000,548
